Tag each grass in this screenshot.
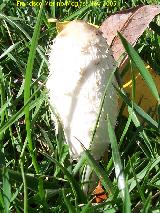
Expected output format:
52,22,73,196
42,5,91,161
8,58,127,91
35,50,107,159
0,0,160,212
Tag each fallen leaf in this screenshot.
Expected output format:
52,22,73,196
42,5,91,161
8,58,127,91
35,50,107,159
92,181,108,203
100,5,160,64
119,63,160,118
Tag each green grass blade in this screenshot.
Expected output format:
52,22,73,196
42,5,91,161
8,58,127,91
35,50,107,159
0,13,48,65
62,189,76,213
73,153,86,175
23,0,45,174
123,179,131,213
10,184,23,203
119,115,132,146
64,4,92,20
128,160,149,192
0,87,46,136
0,98,11,118
115,86,158,129
128,106,154,157
0,168,59,191
79,141,114,194
0,191,4,210
118,32,160,103
129,158,146,203
107,116,125,199
90,66,117,147
42,152,86,204
0,42,20,60
142,193,151,213
20,161,28,213
143,156,160,185
81,200,92,213
2,168,11,213
22,1,45,211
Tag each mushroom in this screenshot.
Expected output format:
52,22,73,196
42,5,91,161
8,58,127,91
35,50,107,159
46,20,118,193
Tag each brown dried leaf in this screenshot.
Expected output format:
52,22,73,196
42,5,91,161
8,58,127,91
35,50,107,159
100,5,160,62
